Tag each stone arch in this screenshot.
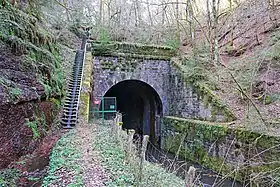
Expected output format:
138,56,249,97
103,79,163,144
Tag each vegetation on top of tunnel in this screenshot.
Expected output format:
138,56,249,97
91,40,177,59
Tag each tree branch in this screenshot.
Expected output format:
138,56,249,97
218,62,266,124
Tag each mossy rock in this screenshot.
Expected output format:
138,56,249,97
0,4,64,100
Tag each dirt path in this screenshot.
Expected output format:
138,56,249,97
75,119,109,187
43,118,109,187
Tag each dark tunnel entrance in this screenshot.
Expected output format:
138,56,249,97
103,80,163,145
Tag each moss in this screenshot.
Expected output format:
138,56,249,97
25,118,40,139
91,41,175,59
264,94,280,105
180,146,238,180
91,42,117,56
163,120,237,180
79,52,92,122
195,82,236,122
0,168,20,187
164,116,229,141
234,128,280,149
96,52,172,61
0,5,64,99
163,134,181,153
163,116,280,184
80,93,90,119
49,97,61,107
203,94,210,108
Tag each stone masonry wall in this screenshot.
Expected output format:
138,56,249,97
168,66,213,120
162,116,280,186
92,55,234,122
92,56,170,115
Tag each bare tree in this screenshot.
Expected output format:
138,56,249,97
176,0,180,42
100,0,104,26
212,0,220,66
186,0,197,60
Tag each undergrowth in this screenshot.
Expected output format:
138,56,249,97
180,57,208,84
93,122,185,187
24,118,40,139
0,168,20,187
42,130,83,187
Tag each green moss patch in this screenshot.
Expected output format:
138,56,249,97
91,41,176,58
0,3,64,103
0,168,20,187
163,116,280,185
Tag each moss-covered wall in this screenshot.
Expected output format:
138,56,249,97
0,4,65,104
79,52,92,121
163,116,280,186
91,41,176,58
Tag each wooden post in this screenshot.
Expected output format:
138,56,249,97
126,129,135,163
141,135,149,161
114,112,122,142
137,135,149,187
186,166,196,187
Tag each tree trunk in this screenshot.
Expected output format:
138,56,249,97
63,0,70,21
107,0,112,27
206,0,213,62
99,0,104,26
186,0,197,60
229,0,234,47
147,1,153,27
162,1,166,25
176,0,180,42
212,0,220,66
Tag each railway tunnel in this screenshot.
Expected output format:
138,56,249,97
102,79,163,144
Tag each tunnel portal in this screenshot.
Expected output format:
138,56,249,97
103,80,163,144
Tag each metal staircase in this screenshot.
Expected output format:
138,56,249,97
61,37,87,128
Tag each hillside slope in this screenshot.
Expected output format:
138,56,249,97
181,1,280,134
0,3,78,169
217,1,280,130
